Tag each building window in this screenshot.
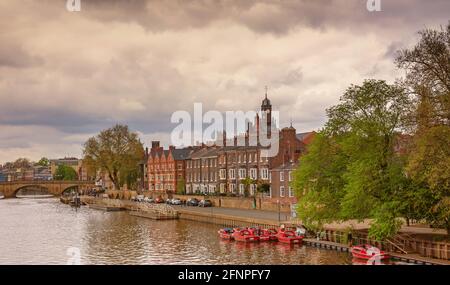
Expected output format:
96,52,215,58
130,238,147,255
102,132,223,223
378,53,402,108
229,169,236,179
220,183,225,193
229,183,236,193
239,168,246,179
280,186,285,197
280,172,284,182
239,184,245,195
250,184,256,196
250,168,257,179
289,187,294,197
261,168,269,180
219,169,226,180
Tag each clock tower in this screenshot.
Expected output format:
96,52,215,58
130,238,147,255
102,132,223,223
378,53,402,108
261,86,272,137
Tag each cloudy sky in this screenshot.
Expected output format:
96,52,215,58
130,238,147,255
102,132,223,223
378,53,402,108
0,0,448,163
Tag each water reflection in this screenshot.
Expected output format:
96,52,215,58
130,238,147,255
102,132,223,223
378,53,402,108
0,198,353,265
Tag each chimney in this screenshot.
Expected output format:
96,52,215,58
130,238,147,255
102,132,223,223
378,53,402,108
223,130,227,147
151,141,160,149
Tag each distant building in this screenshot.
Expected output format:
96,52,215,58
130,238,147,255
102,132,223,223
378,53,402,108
50,157,82,180
0,172,6,182
147,142,193,194
33,165,52,181
146,93,316,200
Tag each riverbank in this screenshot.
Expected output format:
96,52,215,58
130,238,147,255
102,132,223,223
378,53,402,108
78,196,449,264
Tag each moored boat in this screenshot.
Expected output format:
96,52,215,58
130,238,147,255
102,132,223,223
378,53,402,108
218,228,234,240
232,228,260,242
276,229,304,244
351,244,390,261
248,228,278,242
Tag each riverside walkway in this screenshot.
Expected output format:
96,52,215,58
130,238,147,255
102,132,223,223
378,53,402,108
172,205,448,237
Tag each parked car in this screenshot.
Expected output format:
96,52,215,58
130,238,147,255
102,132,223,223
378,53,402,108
171,198,182,205
136,195,145,202
147,198,155,203
198,199,213,207
166,198,173,205
155,197,164,203
186,198,199,206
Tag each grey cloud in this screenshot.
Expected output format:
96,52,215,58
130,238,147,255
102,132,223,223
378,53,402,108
81,0,450,35
0,44,44,68
0,0,448,162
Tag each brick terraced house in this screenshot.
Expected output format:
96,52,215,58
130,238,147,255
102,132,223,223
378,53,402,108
147,141,193,194
146,94,316,199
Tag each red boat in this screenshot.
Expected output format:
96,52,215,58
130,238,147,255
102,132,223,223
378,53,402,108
351,245,390,261
218,228,234,240
232,228,260,242
276,230,304,244
248,228,278,242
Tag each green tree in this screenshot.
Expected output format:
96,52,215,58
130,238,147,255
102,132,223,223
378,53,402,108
82,124,144,190
396,23,450,234
292,132,347,230
54,165,78,181
37,157,50,167
293,80,412,240
241,177,255,197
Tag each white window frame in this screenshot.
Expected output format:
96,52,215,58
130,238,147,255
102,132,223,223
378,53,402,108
239,184,245,195
280,186,285,197
239,168,246,179
261,168,269,180
250,168,257,179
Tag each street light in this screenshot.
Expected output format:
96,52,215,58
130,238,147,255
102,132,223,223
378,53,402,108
277,199,281,222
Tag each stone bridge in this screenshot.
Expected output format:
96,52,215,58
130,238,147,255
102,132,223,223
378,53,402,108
0,180,95,198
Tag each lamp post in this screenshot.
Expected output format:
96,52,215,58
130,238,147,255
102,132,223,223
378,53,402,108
277,199,281,222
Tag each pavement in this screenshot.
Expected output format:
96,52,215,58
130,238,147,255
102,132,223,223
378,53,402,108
172,205,292,221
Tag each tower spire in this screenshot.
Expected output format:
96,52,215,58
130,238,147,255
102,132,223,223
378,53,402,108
265,85,268,99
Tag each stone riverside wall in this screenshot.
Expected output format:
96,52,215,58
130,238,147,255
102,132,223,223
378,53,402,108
165,193,292,213
104,190,294,213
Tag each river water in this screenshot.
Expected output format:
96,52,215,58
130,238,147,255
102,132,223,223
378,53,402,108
0,198,354,265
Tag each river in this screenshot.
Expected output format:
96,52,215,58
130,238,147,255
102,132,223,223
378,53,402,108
0,198,354,265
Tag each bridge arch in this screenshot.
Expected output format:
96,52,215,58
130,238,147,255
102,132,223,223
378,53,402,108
15,185,53,198
0,181,96,198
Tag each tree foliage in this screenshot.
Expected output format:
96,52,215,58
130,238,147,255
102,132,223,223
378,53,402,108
83,124,144,190
37,157,50,167
396,23,450,234
293,23,450,238
54,165,78,181
293,80,411,240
